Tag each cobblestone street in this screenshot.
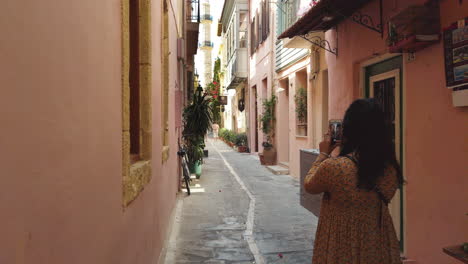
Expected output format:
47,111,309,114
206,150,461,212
164,139,319,263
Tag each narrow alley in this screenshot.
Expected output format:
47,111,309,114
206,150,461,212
164,139,317,264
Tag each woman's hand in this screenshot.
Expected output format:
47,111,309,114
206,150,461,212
319,132,340,155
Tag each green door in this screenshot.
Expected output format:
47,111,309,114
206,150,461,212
365,56,404,251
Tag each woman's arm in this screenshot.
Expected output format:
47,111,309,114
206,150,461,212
305,131,339,194
304,153,333,194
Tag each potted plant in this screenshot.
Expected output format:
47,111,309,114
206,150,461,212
295,87,307,136
235,133,248,152
260,95,277,165
182,86,213,179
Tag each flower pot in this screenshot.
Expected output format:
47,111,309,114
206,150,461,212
238,146,248,152
189,162,196,173
262,147,276,165
259,153,266,165
194,160,202,179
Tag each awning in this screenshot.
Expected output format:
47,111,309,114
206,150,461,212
278,0,375,39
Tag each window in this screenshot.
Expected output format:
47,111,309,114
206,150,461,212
250,1,270,54
250,16,256,55
295,69,308,137
261,0,270,42
277,0,299,35
130,0,141,160
162,0,170,161
239,12,247,48
122,0,153,207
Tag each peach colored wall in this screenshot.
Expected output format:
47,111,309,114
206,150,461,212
0,0,179,263
325,1,468,263
248,0,275,153
277,78,290,163
276,58,313,178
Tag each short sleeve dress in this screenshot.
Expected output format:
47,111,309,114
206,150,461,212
304,156,402,264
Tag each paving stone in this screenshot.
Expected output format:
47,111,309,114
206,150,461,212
168,139,319,263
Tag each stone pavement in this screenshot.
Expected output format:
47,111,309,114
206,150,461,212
164,139,319,264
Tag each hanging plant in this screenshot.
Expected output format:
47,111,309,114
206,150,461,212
295,87,307,124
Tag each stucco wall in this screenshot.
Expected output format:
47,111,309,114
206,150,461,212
0,0,179,263
325,1,468,263
248,0,275,153
276,58,312,178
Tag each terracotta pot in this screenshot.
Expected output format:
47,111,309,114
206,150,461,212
237,146,247,152
262,147,276,165
259,153,266,165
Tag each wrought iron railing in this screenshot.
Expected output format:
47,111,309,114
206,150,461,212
199,41,214,47
201,14,213,21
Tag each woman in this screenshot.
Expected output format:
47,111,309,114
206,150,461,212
305,99,403,264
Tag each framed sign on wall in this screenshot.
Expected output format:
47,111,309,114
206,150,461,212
443,16,468,106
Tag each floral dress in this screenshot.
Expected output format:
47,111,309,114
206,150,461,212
304,156,402,264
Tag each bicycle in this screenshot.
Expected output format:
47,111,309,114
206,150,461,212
177,142,191,195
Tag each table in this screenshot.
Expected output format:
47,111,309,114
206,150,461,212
443,245,468,263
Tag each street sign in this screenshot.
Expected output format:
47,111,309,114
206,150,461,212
219,96,228,105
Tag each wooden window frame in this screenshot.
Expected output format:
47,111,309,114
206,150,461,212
121,0,153,208
162,0,170,162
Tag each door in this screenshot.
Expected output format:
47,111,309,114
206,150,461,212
368,68,403,246
278,78,290,163
253,86,259,152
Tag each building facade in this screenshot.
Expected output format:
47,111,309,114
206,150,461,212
279,0,468,263
274,0,329,178
0,0,198,263
248,0,275,153
220,0,249,134
199,0,214,87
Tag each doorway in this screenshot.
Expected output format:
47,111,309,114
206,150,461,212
365,55,404,250
278,78,290,164
252,85,259,152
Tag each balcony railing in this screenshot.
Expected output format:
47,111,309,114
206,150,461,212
201,14,213,21
199,41,214,48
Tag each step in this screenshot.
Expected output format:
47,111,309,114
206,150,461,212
279,161,289,169
266,165,290,175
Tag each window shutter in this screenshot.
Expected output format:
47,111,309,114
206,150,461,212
261,0,265,42
266,0,270,37
250,17,256,55
258,10,262,45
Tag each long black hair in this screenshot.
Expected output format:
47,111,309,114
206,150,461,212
339,99,403,190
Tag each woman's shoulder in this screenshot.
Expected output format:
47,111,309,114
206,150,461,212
319,156,356,170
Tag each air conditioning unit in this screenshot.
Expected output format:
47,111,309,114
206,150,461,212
177,38,185,60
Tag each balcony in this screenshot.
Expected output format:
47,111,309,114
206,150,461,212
226,48,248,90
199,41,214,48
201,14,213,21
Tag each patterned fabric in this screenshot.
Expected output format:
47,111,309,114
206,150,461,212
304,157,402,264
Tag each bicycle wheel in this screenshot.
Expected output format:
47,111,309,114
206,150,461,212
182,158,191,195
184,174,191,195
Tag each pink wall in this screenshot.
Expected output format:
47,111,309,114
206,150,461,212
248,0,275,153
325,1,468,263
275,59,313,178
0,0,179,263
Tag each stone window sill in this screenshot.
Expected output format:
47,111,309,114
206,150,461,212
123,160,152,207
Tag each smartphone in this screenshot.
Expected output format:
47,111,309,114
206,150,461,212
329,120,343,144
